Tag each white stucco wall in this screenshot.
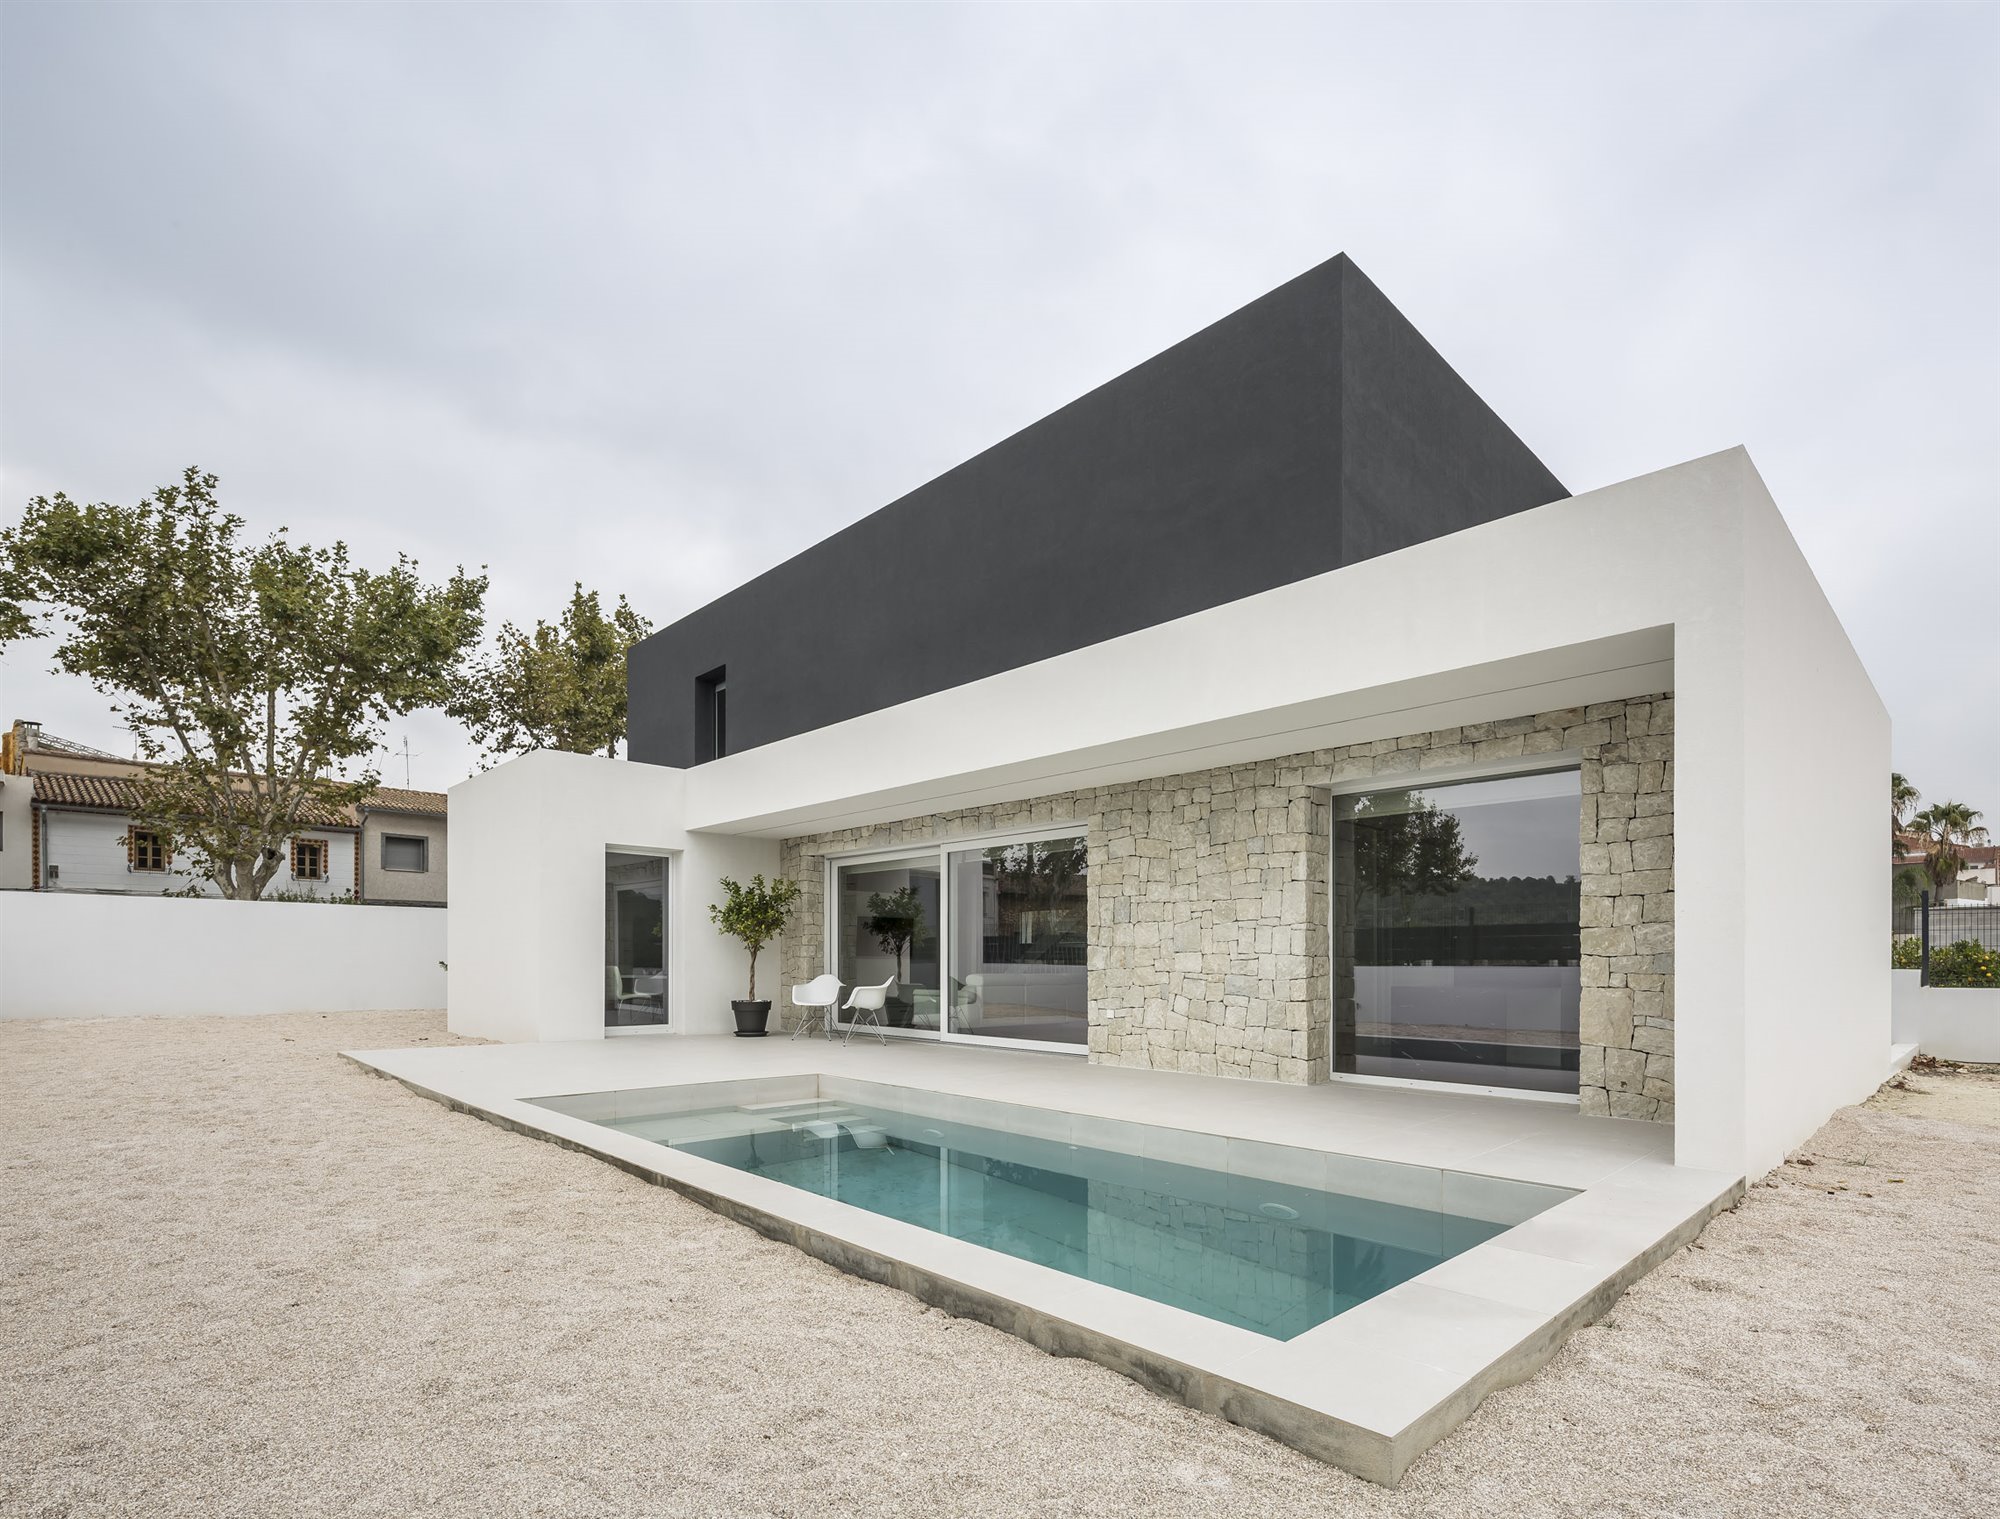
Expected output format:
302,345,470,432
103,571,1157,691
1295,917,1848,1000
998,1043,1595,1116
446,449,1887,1180
1734,496,1890,1170
1892,969,2000,1062
0,892,445,1018
36,808,359,898
446,749,780,1043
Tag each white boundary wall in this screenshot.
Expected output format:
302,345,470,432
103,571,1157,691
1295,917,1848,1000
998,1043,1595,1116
0,892,446,1018
1892,969,2000,1063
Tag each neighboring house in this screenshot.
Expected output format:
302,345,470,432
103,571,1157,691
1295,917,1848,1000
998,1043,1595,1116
357,787,449,906
1895,835,1997,904
0,769,32,891
448,253,1885,1181
0,720,445,902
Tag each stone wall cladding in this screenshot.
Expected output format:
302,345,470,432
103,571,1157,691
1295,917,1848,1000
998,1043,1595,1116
1576,696,1676,1121
777,694,1672,1117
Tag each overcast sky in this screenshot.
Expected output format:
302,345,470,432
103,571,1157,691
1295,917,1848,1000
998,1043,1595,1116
2,3,1994,808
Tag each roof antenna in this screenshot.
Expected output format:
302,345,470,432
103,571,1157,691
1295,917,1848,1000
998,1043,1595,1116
397,735,418,789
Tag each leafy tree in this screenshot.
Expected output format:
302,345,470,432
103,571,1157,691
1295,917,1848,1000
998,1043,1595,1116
0,468,487,899
708,874,802,1001
1349,792,1480,905
447,583,651,762
1892,865,1930,908
867,885,928,982
1908,801,1991,895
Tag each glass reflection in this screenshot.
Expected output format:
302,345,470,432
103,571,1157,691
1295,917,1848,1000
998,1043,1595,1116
947,835,1088,1045
605,851,668,1027
833,855,943,1031
1333,771,1580,1092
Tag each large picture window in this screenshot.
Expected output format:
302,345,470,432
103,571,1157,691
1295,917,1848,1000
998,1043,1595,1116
1333,770,1581,1095
946,836,1088,1045
829,828,1088,1049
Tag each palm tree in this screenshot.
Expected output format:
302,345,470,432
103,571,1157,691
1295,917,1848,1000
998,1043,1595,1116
1908,801,1990,895
1891,772,1920,846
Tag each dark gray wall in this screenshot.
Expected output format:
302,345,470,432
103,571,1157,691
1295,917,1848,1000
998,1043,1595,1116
627,255,1567,769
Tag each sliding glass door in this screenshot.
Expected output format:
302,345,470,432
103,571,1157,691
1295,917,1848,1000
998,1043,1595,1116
1332,771,1581,1094
831,853,943,1032
829,828,1088,1050
946,837,1088,1045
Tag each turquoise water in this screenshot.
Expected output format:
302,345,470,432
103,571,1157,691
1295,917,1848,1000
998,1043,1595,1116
585,1095,1525,1340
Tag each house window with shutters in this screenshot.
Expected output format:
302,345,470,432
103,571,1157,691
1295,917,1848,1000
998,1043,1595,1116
292,837,328,881
129,828,168,873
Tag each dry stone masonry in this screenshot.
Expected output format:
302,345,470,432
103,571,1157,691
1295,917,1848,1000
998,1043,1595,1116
777,694,1673,1120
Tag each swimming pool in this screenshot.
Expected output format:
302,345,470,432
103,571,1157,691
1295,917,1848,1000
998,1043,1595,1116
531,1083,1572,1339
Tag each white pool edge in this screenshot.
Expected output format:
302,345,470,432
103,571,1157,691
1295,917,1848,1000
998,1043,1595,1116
344,1050,1742,1486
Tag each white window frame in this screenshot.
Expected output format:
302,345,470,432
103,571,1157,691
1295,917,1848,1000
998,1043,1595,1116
1325,749,1587,1106
604,846,673,1039
822,820,1090,1056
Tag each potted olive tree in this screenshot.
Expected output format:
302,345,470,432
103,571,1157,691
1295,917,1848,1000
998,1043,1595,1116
708,874,803,1037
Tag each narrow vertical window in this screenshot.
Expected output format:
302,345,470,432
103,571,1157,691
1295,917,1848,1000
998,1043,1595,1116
695,666,727,762
606,851,668,1028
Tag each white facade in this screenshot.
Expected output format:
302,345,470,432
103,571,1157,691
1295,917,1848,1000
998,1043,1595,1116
448,449,1888,1181
34,806,359,899
448,749,777,1043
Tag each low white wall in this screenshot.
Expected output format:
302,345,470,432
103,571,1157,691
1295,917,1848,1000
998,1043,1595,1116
1891,968,2000,1063
0,891,446,1019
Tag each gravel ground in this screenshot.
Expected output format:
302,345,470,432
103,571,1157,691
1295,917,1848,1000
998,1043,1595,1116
3,1012,1995,1519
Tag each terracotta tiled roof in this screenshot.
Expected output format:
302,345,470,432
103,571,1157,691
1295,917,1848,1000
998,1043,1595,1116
360,786,448,816
27,767,358,828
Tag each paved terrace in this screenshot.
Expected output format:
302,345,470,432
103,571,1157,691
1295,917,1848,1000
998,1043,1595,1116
348,1032,1737,1483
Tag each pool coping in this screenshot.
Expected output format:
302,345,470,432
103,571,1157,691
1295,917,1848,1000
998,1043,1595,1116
344,1045,1742,1486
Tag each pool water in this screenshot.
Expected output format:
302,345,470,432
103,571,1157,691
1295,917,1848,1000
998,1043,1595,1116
571,1093,1538,1340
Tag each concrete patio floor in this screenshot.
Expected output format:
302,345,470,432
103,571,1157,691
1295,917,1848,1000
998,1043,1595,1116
347,1031,1740,1484
5,1011,1994,1518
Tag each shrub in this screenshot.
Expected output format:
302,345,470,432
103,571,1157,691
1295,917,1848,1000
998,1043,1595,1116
708,874,803,1000
1928,938,2000,989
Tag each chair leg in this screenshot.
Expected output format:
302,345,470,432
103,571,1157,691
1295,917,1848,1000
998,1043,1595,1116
844,1006,887,1046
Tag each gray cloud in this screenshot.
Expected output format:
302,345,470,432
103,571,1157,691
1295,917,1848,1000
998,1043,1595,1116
3,2,1994,807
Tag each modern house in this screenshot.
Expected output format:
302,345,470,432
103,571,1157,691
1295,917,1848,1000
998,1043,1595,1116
447,253,1886,1183
1,720,449,904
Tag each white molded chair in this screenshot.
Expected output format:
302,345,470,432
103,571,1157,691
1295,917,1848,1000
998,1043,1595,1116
790,974,842,1040
840,976,896,1045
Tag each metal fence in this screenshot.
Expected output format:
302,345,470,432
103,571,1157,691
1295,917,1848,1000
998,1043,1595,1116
1893,893,2000,983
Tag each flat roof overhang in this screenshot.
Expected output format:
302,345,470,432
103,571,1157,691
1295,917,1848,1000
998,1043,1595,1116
691,628,1673,840
679,450,1778,841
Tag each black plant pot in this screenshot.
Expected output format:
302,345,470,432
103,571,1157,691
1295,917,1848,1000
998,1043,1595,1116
732,1000,772,1037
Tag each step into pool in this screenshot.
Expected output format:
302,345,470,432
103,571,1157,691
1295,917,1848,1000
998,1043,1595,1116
532,1082,1572,1340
